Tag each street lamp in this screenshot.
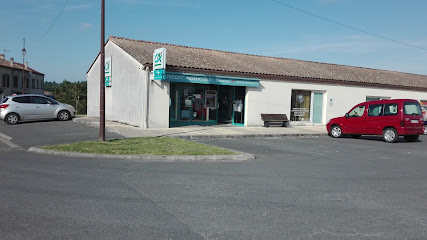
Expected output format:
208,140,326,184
22,39,26,94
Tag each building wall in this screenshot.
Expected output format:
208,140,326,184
87,42,146,127
0,65,44,96
148,79,170,128
246,79,427,126
86,44,427,129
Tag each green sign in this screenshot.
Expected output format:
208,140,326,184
105,57,112,87
105,76,111,87
153,48,166,71
159,72,260,87
154,69,165,80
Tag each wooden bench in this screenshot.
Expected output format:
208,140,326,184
261,114,289,127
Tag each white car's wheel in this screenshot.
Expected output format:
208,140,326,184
5,113,19,124
58,110,71,121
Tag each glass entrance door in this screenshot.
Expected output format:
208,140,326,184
233,87,246,126
312,92,323,124
218,85,233,124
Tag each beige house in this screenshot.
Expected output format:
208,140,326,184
87,36,427,128
0,54,44,96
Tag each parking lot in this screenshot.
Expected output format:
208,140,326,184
0,120,426,239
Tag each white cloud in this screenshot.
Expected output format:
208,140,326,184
118,0,202,8
80,23,93,31
66,4,92,11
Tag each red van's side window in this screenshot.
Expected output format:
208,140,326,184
404,102,422,115
384,103,398,116
368,104,383,116
348,106,365,117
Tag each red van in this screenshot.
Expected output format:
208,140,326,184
326,99,424,143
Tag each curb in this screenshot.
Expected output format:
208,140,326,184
73,118,328,139
27,147,256,162
175,133,328,140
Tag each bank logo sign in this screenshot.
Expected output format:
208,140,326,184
153,48,166,71
105,56,112,87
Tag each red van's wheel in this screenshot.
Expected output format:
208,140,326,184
330,125,342,138
383,128,398,143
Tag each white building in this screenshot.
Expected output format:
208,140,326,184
87,36,427,128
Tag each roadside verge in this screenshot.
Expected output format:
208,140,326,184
27,147,256,162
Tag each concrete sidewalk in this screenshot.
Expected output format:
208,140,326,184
28,116,328,162
73,115,328,139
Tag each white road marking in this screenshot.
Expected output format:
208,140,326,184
0,131,19,148
0,132,12,141
0,136,19,148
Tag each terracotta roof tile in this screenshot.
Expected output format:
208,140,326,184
109,36,427,89
0,58,44,75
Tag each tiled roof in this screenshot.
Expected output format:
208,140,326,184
109,36,427,90
0,58,44,75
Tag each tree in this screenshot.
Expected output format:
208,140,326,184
43,81,59,93
51,79,87,115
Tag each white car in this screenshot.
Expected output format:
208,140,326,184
0,94,75,124
185,96,193,108
422,106,427,123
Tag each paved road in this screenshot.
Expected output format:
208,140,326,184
0,120,426,239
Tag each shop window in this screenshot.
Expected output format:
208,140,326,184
291,90,311,121
366,96,390,102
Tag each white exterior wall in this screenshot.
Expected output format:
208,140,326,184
148,79,170,128
246,79,427,126
87,42,147,127
86,44,426,129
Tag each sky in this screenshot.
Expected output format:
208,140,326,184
1,0,427,83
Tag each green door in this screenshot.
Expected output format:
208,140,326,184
312,92,323,124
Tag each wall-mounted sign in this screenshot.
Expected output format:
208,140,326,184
105,56,112,87
161,72,260,87
153,48,166,71
154,69,165,80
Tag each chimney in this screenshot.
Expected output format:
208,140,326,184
0,54,4,60
10,57,14,66
25,62,28,69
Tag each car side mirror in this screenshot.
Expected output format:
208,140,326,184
345,113,349,118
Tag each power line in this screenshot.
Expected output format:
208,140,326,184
37,0,69,42
271,0,427,51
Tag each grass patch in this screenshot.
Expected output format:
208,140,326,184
41,137,236,155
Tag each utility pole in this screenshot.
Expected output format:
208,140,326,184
99,0,105,141
22,38,26,94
